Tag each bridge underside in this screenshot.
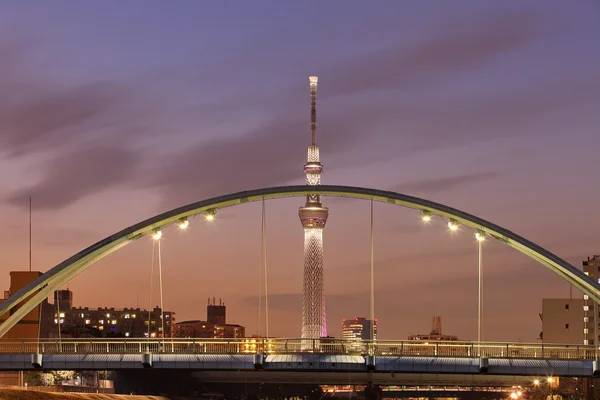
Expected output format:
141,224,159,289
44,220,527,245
0,354,594,379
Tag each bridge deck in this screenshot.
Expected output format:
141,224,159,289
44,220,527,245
0,339,595,376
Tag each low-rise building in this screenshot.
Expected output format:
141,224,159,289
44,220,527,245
173,298,245,339
52,290,175,338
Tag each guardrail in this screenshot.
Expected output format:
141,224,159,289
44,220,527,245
0,338,594,360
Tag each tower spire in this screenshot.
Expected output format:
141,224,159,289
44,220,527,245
299,76,329,341
309,76,318,146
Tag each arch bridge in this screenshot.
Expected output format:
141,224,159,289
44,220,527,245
0,184,597,339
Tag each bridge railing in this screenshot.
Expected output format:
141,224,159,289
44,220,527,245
0,338,594,360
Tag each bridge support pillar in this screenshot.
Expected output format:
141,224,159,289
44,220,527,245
593,360,600,376
479,357,489,373
31,353,42,369
253,353,264,370
366,355,375,371
142,353,153,368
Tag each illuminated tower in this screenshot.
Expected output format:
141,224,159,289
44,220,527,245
299,76,329,339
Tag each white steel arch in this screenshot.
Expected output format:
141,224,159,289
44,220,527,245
0,185,596,338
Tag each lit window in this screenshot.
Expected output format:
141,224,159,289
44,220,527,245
125,332,130,337
59,312,65,318
150,332,156,338
584,306,590,311
584,328,589,334
99,326,104,331
132,314,136,318
585,317,589,323
584,295,589,301
99,320,104,324
54,319,58,324
85,319,91,325
585,340,589,345
112,320,117,325
124,314,130,319
144,333,149,338
81,313,85,318
106,313,110,318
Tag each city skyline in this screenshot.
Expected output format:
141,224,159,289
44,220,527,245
0,1,599,342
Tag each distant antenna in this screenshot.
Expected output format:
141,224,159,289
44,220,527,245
29,196,32,272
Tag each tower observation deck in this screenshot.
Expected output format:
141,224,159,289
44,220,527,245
299,76,329,339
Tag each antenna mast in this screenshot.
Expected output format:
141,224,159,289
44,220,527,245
29,196,32,272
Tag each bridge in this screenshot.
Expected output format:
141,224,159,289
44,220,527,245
0,338,598,381
0,185,598,385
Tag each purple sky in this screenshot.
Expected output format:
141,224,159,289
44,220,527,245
0,1,599,341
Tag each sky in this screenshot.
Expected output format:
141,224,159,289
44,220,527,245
0,1,599,342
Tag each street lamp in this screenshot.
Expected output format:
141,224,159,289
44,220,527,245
151,229,163,240
420,210,432,222
205,209,217,221
447,219,459,231
177,218,189,229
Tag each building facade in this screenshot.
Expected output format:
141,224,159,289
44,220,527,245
173,298,245,339
174,320,245,339
207,298,226,325
51,290,175,338
541,299,585,344
0,271,54,339
342,317,377,342
541,255,600,345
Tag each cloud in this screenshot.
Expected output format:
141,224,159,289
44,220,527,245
391,172,501,196
0,41,164,210
324,12,544,97
7,145,140,210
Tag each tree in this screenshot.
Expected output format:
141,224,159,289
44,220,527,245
24,372,54,386
52,370,79,384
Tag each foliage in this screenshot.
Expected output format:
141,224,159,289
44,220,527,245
24,372,54,386
24,370,79,386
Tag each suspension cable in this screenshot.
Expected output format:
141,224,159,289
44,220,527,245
56,289,62,342
262,198,269,338
257,200,263,336
158,239,166,343
148,240,156,339
370,198,375,343
478,239,483,357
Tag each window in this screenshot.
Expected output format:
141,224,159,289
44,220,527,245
565,324,569,329
565,304,569,310
85,319,91,325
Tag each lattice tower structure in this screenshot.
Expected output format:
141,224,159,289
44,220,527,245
298,76,329,339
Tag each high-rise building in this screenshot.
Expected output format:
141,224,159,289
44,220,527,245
540,255,600,345
299,76,329,339
408,316,458,341
207,297,226,325
541,298,585,344
0,271,54,339
342,317,378,344
582,255,600,345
